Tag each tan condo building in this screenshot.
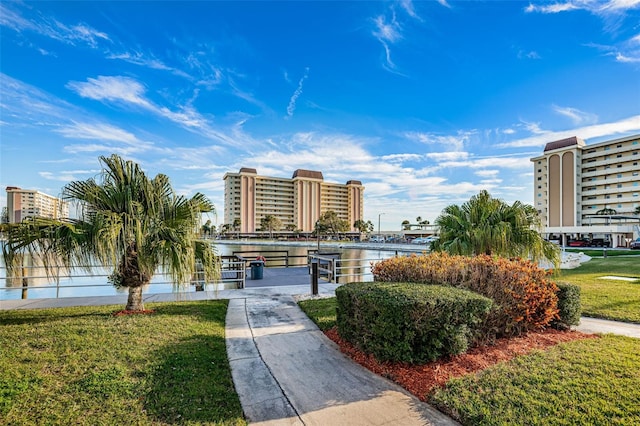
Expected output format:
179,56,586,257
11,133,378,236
531,134,640,247
6,187,70,223
223,168,364,234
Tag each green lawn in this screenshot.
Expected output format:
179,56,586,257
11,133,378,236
565,248,640,257
557,257,640,323
0,301,245,425
430,335,640,425
300,297,640,425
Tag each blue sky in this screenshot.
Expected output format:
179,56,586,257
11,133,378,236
1,1,639,230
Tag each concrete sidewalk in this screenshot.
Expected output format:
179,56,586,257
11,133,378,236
226,295,457,425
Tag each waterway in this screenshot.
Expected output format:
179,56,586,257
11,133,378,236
0,241,427,300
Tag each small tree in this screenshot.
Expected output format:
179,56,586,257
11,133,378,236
201,219,212,237
260,215,282,239
2,154,219,312
433,190,559,267
401,220,411,230
232,218,241,238
353,219,371,236
316,210,349,238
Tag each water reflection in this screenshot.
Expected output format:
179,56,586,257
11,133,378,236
1,241,420,300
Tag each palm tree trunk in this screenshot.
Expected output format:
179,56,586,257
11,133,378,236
126,286,144,311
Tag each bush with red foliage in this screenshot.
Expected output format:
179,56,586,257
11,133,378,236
371,253,559,340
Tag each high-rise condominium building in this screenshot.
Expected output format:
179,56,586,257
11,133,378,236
5,187,70,223
223,168,364,234
530,134,640,247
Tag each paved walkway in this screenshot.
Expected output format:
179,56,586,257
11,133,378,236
226,295,456,425
3,283,640,425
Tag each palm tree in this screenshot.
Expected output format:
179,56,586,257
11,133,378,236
635,206,640,215
433,190,559,266
260,215,282,239
401,220,411,230
2,154,219,312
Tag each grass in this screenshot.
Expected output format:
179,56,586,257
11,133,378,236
298,297,337,331
0,301,245,425
557,257,640,323
565,248,640,257
430,335,640,425
299,297,640,425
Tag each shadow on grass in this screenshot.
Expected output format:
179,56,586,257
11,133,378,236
0,308,116,326
144,333,244,424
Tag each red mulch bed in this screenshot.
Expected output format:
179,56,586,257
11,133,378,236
325,327,598,401
111,309,156,316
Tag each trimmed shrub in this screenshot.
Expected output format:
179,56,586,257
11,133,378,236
336,282,493,363
371,253,560,339
552,282,581,330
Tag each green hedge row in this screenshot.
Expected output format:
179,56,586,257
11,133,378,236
552,282,581,330
335,283,493,363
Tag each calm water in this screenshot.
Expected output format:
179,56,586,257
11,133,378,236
0,241,421,300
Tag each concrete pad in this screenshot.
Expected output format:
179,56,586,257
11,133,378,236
576,317,640,338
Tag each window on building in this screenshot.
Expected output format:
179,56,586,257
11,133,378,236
617,154,622,158
618,204,622,208
617,184,623,188
537,177,542,181
604,146,610,150
633,193,639,197
633,141,638,145
633,151,638,155
537,185,542,189
605,195,611,199
538,193,542,197
617,194,623,198
617,144,622,148
537,169,541,173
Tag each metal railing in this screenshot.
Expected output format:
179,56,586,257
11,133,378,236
232,250,309,268
0,256,247,299
307,253,386,284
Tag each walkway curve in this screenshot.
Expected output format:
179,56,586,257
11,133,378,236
225,294,458,425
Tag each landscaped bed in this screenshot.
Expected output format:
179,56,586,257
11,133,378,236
0,301,245,425
299,297,640,425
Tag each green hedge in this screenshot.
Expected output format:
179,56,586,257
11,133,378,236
335,282,493,363
552,282,581,330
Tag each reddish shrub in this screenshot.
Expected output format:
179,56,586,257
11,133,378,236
371,253,559,340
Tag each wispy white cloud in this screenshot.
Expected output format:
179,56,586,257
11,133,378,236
67,75,242,146
526,1,640,61
475,169,500,178
518,49,541,59
403,131,475,151
286,67,310,118
525,1,640,15
436,0,452,9
425,151,470,161
552,105,599,125
498,114,640,148
0,3,109,49
525,2,579,13
67,76,152,108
